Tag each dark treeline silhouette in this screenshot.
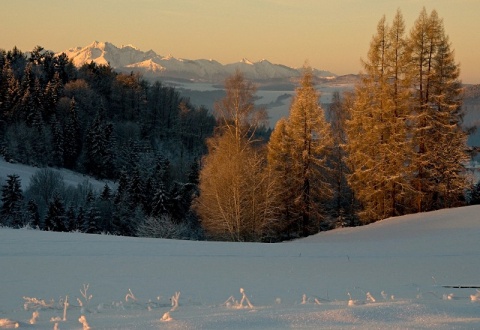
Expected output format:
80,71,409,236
0,46,216,238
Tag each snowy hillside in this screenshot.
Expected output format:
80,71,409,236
60,41,336,82
1,205,480,329
0,158,113,191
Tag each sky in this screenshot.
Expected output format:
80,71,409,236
2,0,479,83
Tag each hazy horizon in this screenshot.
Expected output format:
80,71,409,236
2,0,479,83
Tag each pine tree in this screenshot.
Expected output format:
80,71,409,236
50,115,64,167
151,182,169,218
0,174,24,227
63,98,81,169
65,205,77,232
26,199,40,229
0,60,20,124
44,195,66,232
127,168,145,210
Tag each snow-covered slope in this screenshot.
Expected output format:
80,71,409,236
60,41,336,82
0,158,113,191
1,205,480,329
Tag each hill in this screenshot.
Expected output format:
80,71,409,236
1,205,480,329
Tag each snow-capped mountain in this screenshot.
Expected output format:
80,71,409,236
60,41,336,82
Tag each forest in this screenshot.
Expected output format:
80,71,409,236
0,8,479,242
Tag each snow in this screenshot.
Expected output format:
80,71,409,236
58,41,336,83
1,204,480,329
0,158,114,192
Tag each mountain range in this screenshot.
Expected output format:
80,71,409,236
60,41,337,83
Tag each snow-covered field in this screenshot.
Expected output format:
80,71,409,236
1,205,480,329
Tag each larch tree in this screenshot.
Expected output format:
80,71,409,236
408,8,469,212
268,66,333,237
346,8,469,223
325,91,356,226
194,71,273,241
346,11,411,223
267,118,297,238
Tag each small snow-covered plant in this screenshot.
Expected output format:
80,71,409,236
170,292,180,311
78,315,90,330
77,284,93,313
301,294,308,305
161,311,173,322
29,311,40,324
23,297,55,310
0,319,19,328
347,292,362,306
125,289,137,302
470,290,480,302
239,288,253,308
224,288,254,309
62,296,69,321
366,292,376,303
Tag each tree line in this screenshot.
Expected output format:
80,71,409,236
194,8,479,241
0,44,217,238
0,8,479,241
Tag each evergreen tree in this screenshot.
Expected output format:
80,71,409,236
0,174,24,227
50,115,64,167
127,168,145,210
76,206,86,232
469,181,480,205
0,60,20,124
151,182,169,218
26,199,41,229
63,98,81,169
84,205,100,234
84,110,115,178
100,184,112,201
65,205,77,232
44,194,66,232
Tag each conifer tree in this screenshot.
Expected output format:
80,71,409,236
44,194,66,232
268,66,333,236
26,199,40,229
408,8,469,211
346,12,411,222
63,98,81,169
65,205,77,232
326,91,356,226
0,174,24,227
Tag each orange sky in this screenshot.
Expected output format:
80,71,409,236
2,0,479,83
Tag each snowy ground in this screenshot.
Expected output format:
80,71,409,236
1,205,480,329
0,159,114,191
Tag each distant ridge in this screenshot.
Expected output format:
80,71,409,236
60,41,337,83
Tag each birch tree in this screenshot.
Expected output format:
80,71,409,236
194,71,273,241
